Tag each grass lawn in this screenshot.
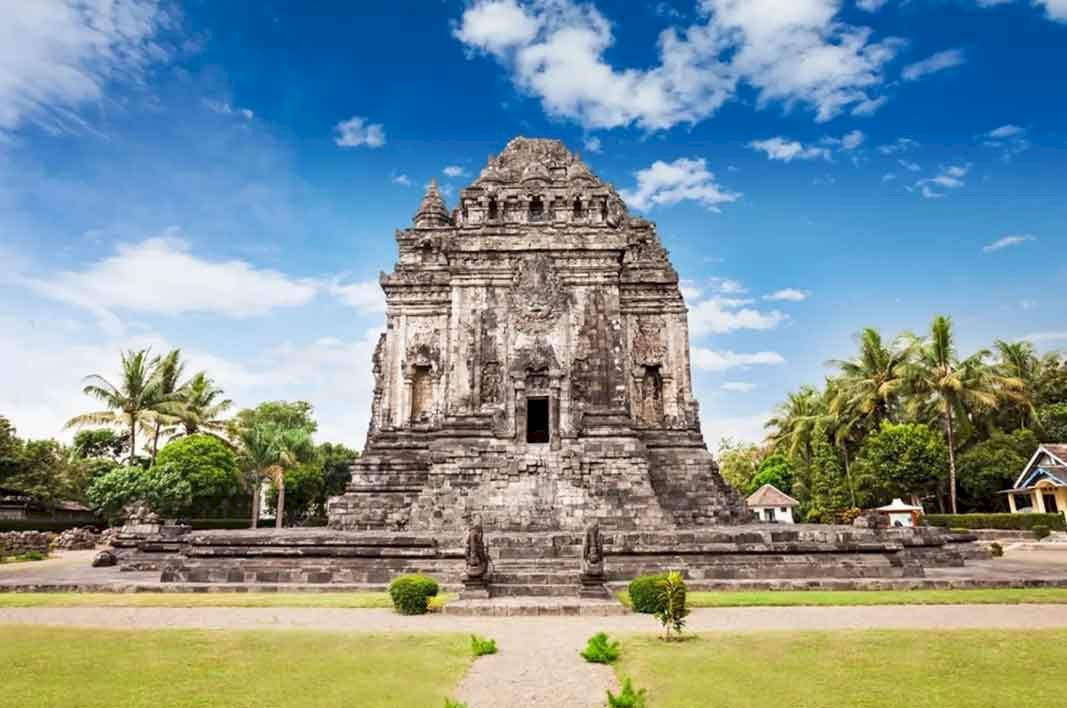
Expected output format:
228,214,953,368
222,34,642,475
0,626,471,708
0,591,456,609
617,586,1067,608
615,629,1067,708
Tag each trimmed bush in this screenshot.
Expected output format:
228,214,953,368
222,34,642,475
990,542,1004,557
388,574,440,615
923,513,1066,532
581,632,620,664
1033,525,1051,540
470,635,497,657
628,574,667,614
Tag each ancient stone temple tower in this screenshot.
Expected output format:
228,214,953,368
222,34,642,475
328,138,747,532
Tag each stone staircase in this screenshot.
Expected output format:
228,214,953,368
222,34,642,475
489,558,583,596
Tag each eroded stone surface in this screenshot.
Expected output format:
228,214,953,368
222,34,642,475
329,137,747,532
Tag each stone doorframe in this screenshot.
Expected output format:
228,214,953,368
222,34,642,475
512,368,563,451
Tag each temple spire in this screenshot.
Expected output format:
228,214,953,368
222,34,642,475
413,178,451,228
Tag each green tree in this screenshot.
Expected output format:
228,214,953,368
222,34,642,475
236,421,314,528
1038,403,1067,442
807,421,853,523
144,349,192,463
829,328,908,433
266,460,325,525
992,339,1041,431
316,442,359,513
72,428,129,461
1035,353,1067,406
902,316,1014,513
65,349,176,462
86,465,149,522
957,428,1039,511
716,438,765,492
747,453,794,495
0,416,21,483
150,434,241,517
176,372,232,437
854,421,948,506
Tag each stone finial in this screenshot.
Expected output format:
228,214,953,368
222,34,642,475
413,178,451,228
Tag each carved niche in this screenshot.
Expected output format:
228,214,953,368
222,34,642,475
632,318,666,425
509,254,569,335
632,318,666,366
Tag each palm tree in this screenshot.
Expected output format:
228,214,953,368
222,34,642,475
902,316,1011,513
993,339,1040,430
176,372,233,437
765,386,823,467
236,422,313,529
829,328,908,431
144,349,190,464
66,349,167,462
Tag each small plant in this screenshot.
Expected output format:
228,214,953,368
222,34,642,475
607,677,647,708
387,574,440,615
470,634,497,657
580,631,620,664
21,551,47,562
1033,525,1051,540
989,541,1004,557
655,570,689,641
443,699,468,708
627,573,667,614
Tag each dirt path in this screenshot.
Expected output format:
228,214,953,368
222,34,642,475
6,605,1067,708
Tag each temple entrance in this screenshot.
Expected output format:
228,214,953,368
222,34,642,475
526,397,549,443
411,365,432,421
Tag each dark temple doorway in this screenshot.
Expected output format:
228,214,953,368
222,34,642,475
526,397,549,443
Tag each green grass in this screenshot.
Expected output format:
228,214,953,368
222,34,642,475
0,626,471,708
0,591,457,609
615,629,1067,708
617,586,1067,608
0,553,49,564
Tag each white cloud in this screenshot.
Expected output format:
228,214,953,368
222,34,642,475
840,129,865,151
679,279,703,300
204,100,254,120
982,234,1036,253
901,49,966,81
11,230,319,334
980,124,1029,158
619,157,740,212
914,163,970,198
1022,330,1067,344
443,165,467,178
763,288,810,301
391,172,412,186
748,137,830,162
328,278,386,313
702,411,773,446
987,124,1024,139
688,298,786,336
877,137,918,155
881,172,896,182
898,158,920,171
691,347,786,371
334,116,386,148
453,0,902,130
1037,1,1067,22
720,381,756,392
0,0,171,136
856,0,888,10
583,136,602,153
712,278,747,295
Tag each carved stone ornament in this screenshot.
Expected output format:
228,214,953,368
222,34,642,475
464,518,489,580
509,254,569,335
581,520,605,578
632,318,666,366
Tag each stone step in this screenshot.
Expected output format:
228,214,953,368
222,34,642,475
490,583,581,597
489,571,578,584
442,597,629,616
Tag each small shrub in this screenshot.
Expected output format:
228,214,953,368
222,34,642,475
989,542,1004,557
21,551,47,561
607,677,647,708
470,634,497,657
628,574,667,614
388,574,440,615
580,632,620,664
1033,525,1051,540
655,570,689,641
443,699,467,708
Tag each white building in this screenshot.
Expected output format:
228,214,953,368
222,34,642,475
746,484,799,524
875,498,923,528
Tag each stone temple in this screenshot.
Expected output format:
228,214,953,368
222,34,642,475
328,137,747,533
138,138,983,596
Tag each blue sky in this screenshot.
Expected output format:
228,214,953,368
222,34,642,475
1,0,1065,447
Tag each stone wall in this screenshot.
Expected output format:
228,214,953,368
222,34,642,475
0,530,51,556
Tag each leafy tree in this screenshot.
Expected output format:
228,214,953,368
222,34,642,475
716,438,765,492
72,428,129,461
150,434,241,517
807,421,853,523
0,416,21,482
1035,353,1067,406
957,428,1039,512
992,340,1041,430
316,442,359,512
86,465,149,522
236,419,314,528
829,327,908,434
747,453,794,495
902,316,1014,513
65,349,176,462
266,460,325,525
854,422,948,506
1038,403,1067,442
229,401,318,439
765,386,823,467
145,349,191,463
